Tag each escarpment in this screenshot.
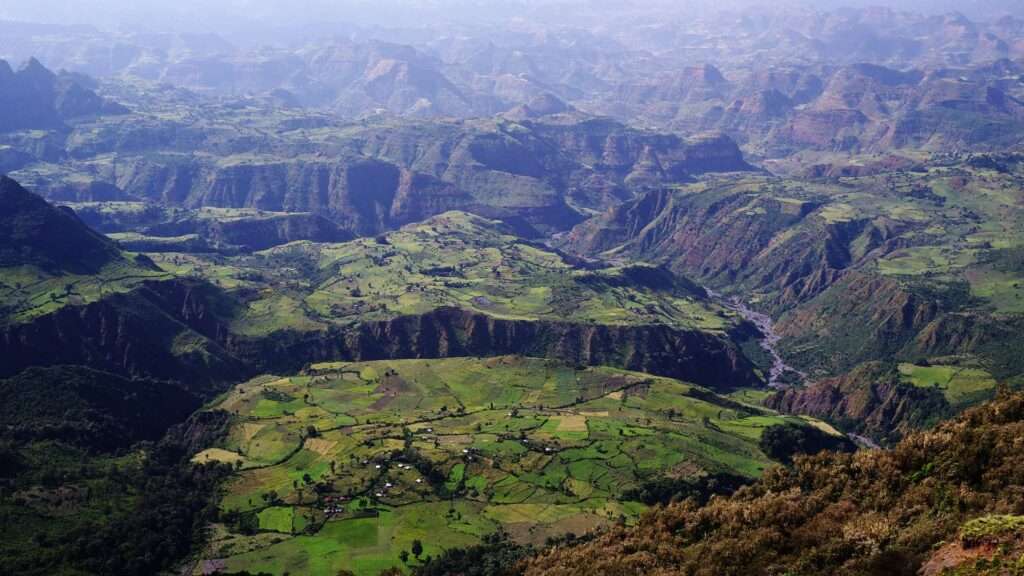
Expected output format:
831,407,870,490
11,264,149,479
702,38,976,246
2,279,764,396
143,212,355,252
19,106,754,237
0,279,245,392
224,307,764,392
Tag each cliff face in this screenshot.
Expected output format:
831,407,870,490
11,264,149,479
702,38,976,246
143,212,354,252
98,156,477,236
765,362,950,444
1,287,763,395
225,307,763,392
0,279,244,394
35,116,752,237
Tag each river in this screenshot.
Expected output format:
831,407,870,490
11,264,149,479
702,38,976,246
706,288,803,390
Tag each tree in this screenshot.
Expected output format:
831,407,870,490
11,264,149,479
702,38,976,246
399,550,409,564
411,539,424,558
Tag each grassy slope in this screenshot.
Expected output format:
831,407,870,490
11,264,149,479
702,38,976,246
0,177,172,325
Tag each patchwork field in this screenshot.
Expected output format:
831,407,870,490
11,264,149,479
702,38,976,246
0,257,171,325
199,356,809,575
148,211,738,337
898,362,999,409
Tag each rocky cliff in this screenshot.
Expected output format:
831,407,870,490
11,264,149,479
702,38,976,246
224,307,763,393
765,361,950,444
143,211,355,252
0,279,244,393
20,111,752,237
562,182,904,312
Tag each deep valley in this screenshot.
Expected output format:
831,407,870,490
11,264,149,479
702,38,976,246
2,2,1024,576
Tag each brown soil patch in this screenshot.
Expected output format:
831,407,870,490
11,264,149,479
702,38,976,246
920,541,995,576
306,438,338,456
241,423,265,442
507,514,607,546
556,415,588,432
438,434,473,446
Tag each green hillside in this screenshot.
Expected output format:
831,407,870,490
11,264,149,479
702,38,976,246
151,211,733,337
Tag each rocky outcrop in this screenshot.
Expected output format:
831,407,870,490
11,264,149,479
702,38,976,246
765,361,950,444
164,409,234,455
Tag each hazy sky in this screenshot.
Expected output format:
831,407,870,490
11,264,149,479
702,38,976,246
0,0,1021,35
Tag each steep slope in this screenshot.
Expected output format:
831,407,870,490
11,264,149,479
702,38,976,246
0,182,763,393
0,175,121,273
562,157,1024,438
0,177,244,389
561,175,899,312
765,361,951,445
10,102,752,237
523,389,1024,576
0,365,202,450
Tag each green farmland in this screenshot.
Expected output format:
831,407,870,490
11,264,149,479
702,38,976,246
197,356,808,575
147,211,737,338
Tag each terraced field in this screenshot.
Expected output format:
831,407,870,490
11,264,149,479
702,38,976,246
196,356,809,575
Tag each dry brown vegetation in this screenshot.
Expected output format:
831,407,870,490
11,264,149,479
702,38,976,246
522,389,1024,576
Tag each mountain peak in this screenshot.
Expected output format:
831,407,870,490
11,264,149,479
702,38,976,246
17,57,55,81
0,176,121,274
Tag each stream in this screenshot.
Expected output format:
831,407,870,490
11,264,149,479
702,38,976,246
706,288,803,390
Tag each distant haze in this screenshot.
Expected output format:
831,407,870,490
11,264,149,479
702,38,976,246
1,0,1022,36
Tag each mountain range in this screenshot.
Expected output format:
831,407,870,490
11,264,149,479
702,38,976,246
1,4,1024,576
